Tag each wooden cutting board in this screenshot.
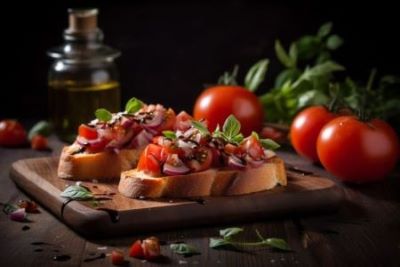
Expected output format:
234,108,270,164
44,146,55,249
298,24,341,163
10,157,343,237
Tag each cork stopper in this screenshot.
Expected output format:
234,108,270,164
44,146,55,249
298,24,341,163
67,8,98,33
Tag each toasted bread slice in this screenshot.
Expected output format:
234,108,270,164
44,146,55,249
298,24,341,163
118,157,286,198
58,144,143,181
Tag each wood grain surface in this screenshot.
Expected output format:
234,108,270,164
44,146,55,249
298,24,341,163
1,136,399,266
9,157,343,237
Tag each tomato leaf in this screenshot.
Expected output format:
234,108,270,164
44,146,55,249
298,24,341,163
95,108,112,122
244,59,269,92
162,130,176,140
170,243,200,256
275,40,295,68
318,22,333,38
326,35,344,50
125,97,143,114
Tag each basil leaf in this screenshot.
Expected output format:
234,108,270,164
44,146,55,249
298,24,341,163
2,203,18,215
163,130,176,140
223,115,241,139
260,139,280,150
296,61,344,85
28,121,52,140
60,185,94,200
295,35,321,61
275,40,294,68
326,35,344,50
244,59,269,92
95,108,112,122
318,22,333,38
170,243,200,256
192,121,210,136
265,238,291,251
219,227,243,239
251,131,259,140
125,97,143,114
274,69,301,88
231,133,244,144
209,238,235,249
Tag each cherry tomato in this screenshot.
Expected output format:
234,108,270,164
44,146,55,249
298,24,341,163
0,120,27,147
290,106,337,162
193,86,264,136
129,240,144,259
78,124,98,140
137,144,163,176
317,116,400,182
239,135,265,159
111,250,125,265
31,135,48,150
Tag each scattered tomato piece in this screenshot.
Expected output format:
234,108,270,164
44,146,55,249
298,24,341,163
31,135,48,150
142,237,161,260
111,250,125,265
18,200,39,213
129,240,144,259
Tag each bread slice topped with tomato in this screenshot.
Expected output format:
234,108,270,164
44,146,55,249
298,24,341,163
118,115,287,198
58,98,183,181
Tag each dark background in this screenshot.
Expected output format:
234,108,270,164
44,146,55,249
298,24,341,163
1,0,399,119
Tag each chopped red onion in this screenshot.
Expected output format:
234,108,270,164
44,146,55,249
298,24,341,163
9,208,26,222
227,155,246,170
163,162,190,176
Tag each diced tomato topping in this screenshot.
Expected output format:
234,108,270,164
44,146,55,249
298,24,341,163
224,143,238,154
187,147,213,172
159,108,176,132
78,124,98,140
240,135,265,160
137,144,163,176
85,138,110,153
129,240,144,259
111,250,125,265
174,111,193,131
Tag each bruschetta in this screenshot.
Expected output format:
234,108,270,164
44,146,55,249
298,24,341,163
118,115,287,198
58,98,180,181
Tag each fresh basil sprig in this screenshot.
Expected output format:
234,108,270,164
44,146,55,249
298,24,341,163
191,120,210,136
60,184,94,201
170,243,200,257
210,227,290,251
212,115,244,145
95,108,112,122
125,97,143,114
245,59,269,92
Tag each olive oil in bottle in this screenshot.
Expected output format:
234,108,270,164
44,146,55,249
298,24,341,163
47,9,121,141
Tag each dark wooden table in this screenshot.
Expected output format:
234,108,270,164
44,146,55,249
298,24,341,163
1,137,399,267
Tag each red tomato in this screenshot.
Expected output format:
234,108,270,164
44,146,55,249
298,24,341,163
78,124,98,140
193,86,264,136
317,116,400,182
31,135,48,150
129,240,144,259
290,106,337,162
111,250,125,265
0,120,27,147
137,144,163,176
240,135,265,159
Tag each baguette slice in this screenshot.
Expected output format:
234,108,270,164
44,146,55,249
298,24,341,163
118,157,286,198
58,144,143,181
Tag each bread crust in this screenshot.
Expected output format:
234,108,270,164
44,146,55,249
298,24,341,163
58,144,143,181
118,157,287,198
